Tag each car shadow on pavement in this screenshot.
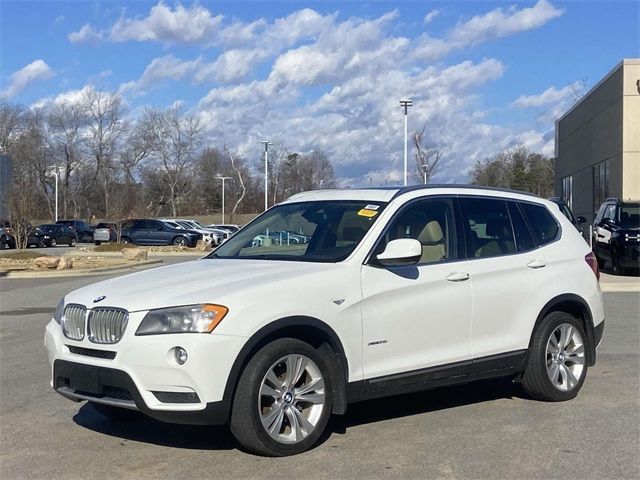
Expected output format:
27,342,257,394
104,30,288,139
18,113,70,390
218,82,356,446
73,378,523,451
328,377,524,435
73,403,236,451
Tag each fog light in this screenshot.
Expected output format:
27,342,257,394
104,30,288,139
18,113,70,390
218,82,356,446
174,347,188,365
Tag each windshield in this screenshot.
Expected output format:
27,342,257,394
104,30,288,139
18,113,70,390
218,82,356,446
619,204,640,228
209,200,386,262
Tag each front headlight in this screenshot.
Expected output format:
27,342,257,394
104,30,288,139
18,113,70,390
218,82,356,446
136,304,228,335
54,298,64,324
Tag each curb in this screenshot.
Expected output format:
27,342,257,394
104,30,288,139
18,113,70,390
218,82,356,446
600,283,640,293
1,259,164,279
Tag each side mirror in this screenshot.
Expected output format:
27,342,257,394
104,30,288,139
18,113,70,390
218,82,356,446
375,238,422,267
577,216,587,225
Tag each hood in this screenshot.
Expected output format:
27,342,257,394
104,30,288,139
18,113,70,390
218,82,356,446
65,258,342,312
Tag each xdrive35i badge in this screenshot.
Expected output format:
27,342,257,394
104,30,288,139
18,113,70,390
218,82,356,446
93,295,106,303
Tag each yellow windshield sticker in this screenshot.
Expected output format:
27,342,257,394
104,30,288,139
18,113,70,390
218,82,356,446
358,209,378,217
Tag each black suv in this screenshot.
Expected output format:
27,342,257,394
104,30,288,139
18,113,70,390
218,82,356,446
593,198,640,274
56,220,93,242
121,219,201,247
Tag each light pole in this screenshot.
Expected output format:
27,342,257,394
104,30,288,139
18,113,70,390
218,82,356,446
215,176,232,224
399,99,413,186
47,166,62,222
260,140,273,211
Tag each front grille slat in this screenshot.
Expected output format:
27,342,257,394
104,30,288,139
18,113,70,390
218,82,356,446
88,308,128,344
62,305,86,340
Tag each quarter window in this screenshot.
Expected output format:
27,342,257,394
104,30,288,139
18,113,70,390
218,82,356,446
461,198,516,258
508,202,536,252
520,203,559,246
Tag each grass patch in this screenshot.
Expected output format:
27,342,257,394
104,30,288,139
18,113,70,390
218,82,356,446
93,243,137,252
0,251,48,260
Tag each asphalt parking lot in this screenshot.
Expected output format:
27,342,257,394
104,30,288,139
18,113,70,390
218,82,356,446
0,261,638,479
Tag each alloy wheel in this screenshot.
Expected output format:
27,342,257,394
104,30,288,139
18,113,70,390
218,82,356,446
546,323,585,391
258,354,325,444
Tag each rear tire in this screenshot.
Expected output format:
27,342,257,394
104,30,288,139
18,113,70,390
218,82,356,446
611,248,626,275
69,238,76,247
121,237,130,244
522,311,588,402
95,241,101,246
230,338,333,456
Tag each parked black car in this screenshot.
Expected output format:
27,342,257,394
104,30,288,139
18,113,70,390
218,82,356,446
548,197,586,231
592,198,640,274
0,220,16,249
56,219,94,242
121,219,201,247
27,224,78,247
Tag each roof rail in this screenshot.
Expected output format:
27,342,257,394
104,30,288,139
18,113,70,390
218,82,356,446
390,184,542,200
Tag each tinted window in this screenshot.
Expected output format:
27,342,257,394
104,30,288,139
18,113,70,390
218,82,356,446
461,198,516,258
603,204,616,221
211,201,386,263
619,204,640,228
508,202,536,252
378,199,455,264
520,203,559,246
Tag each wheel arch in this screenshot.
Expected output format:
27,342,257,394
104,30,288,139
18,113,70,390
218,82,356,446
222,316,350,416
530,294,596,366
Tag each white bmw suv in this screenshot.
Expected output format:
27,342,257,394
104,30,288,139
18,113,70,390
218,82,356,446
45,186,605,456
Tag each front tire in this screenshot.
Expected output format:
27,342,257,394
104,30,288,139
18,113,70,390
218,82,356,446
230,338,333,456
522,311,588,401
69,238,76,247
172,236,188,247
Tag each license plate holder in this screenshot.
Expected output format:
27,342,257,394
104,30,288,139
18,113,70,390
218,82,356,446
69,365,102,394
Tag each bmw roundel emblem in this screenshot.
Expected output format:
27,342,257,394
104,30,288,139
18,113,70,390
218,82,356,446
93,295,106,303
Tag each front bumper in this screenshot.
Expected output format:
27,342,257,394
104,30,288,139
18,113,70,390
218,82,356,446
45,317,246,425
53,360,230,424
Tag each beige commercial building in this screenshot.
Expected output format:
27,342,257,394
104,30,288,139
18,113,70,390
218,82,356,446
555,59,640,225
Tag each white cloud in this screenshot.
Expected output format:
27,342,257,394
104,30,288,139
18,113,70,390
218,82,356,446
110,2,223,43
414,0,563,60
512,81,582,108
68,23,103,44
1,59,55,99
449,0,563,45
58,3,564,185
424,9,440,25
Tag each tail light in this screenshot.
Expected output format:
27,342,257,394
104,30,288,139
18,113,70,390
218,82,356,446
585,252,600,280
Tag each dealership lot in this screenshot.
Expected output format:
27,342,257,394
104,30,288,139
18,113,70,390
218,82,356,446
0,262,638,479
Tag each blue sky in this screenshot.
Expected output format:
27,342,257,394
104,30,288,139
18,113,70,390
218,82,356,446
1,1,638,185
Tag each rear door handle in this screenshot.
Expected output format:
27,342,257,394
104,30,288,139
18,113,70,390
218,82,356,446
527,259,546,269
446,272,470,282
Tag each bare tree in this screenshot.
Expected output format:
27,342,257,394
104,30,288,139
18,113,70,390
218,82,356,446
0,103,25,154
142,106,202,217
225,145,246,215
48,103,86,217
412,125,442,184
83,89,126,217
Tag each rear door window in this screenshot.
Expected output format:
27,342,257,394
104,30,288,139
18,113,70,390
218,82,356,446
461,197,516,258
520,203,560,246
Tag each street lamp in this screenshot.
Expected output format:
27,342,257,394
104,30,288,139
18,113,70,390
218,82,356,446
399,99,413,186
47,166,63,222
215,176,232,224
260,140,273,211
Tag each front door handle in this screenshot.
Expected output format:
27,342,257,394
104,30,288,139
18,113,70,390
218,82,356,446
446,272,470,282
527,259,546,269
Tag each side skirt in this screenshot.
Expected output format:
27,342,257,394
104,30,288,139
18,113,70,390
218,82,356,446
347,350,527,404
